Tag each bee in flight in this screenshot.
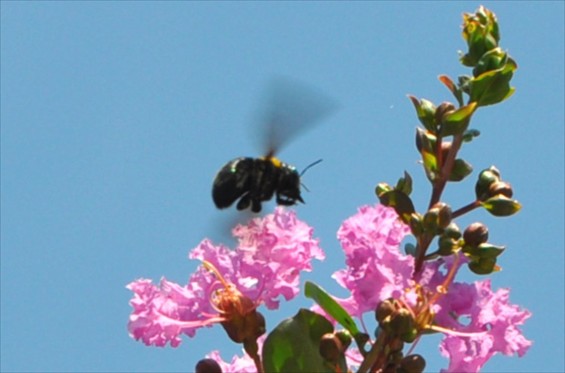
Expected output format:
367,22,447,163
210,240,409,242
212,78,335,213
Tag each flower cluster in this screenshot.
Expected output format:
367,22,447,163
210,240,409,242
330,204,531,372
127,207,323,347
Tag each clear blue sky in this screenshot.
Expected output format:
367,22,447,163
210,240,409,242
1,2,563,372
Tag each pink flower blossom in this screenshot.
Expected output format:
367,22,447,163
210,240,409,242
204,350,257,373
127,207,323,347
204,336,266,372
328,204,531,372
332,204,412,317
437,280,532,373
191,207,324,309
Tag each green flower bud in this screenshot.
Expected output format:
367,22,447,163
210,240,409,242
409,213,424,236
440,102,477,136
460,6,500,67
400,327,419,344
468,256,498,275
409,96,437,132
375,298,397,325
390,309,416,340
476,243,505,259
424,202,452,232
375,182,392,199
435,102,456,125
475,166,501,200
449,158,473,182
438,235,458,256
335,330,352,350
443,222,462,239
473,47,508,77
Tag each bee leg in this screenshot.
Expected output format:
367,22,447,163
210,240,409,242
237,194,251,211
251,199,262,213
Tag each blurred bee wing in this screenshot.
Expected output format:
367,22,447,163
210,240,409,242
206,208,258,246
252,76,338,157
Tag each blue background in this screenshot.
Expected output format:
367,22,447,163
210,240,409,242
2,2,563,372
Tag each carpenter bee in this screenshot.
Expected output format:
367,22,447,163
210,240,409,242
212,78,335,213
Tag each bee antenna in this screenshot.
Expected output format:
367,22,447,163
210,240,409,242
300,159,323,177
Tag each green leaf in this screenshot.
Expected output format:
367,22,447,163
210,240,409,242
408,95,437,132
422,148,438,182
396,171,413,196
263,309,335,373
439,75,464,107
473,47,508,77
469,58,517,107
440,102,477,136
415,127,436,155
475,243,505,258
449,158,473,181
468,257,499,275
480,195,521,217
305,282,360,336
462,128,481,143
378,190,416,224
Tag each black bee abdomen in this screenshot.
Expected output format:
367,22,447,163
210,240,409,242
212,157,255,209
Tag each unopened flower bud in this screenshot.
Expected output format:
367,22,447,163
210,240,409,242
319,333,342,362
390,308,416,338
463,222,489,247
409,96,437,132
424,202,452,232
195,358,223,373
400,354,426,373
481,195,522,217
435,202,452,229
376,298,397,325
469,256,497,275
375,182,392,199
488,180,513,198
435,102,456,125
475,167,501,200
443,222,462,239
438,235,458,256
221,308,265,344
335,330,352,350
409,214,424,236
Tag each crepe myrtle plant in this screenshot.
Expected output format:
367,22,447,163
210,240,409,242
127,6,531,373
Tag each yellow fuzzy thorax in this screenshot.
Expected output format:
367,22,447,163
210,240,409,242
261,156,282,168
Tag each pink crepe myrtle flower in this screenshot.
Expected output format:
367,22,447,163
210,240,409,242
332,204,412,317
127,207,323,347
204,350,257,373
327,204,531,372
437,280,532,373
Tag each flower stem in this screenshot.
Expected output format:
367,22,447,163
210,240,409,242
452,200,481,219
